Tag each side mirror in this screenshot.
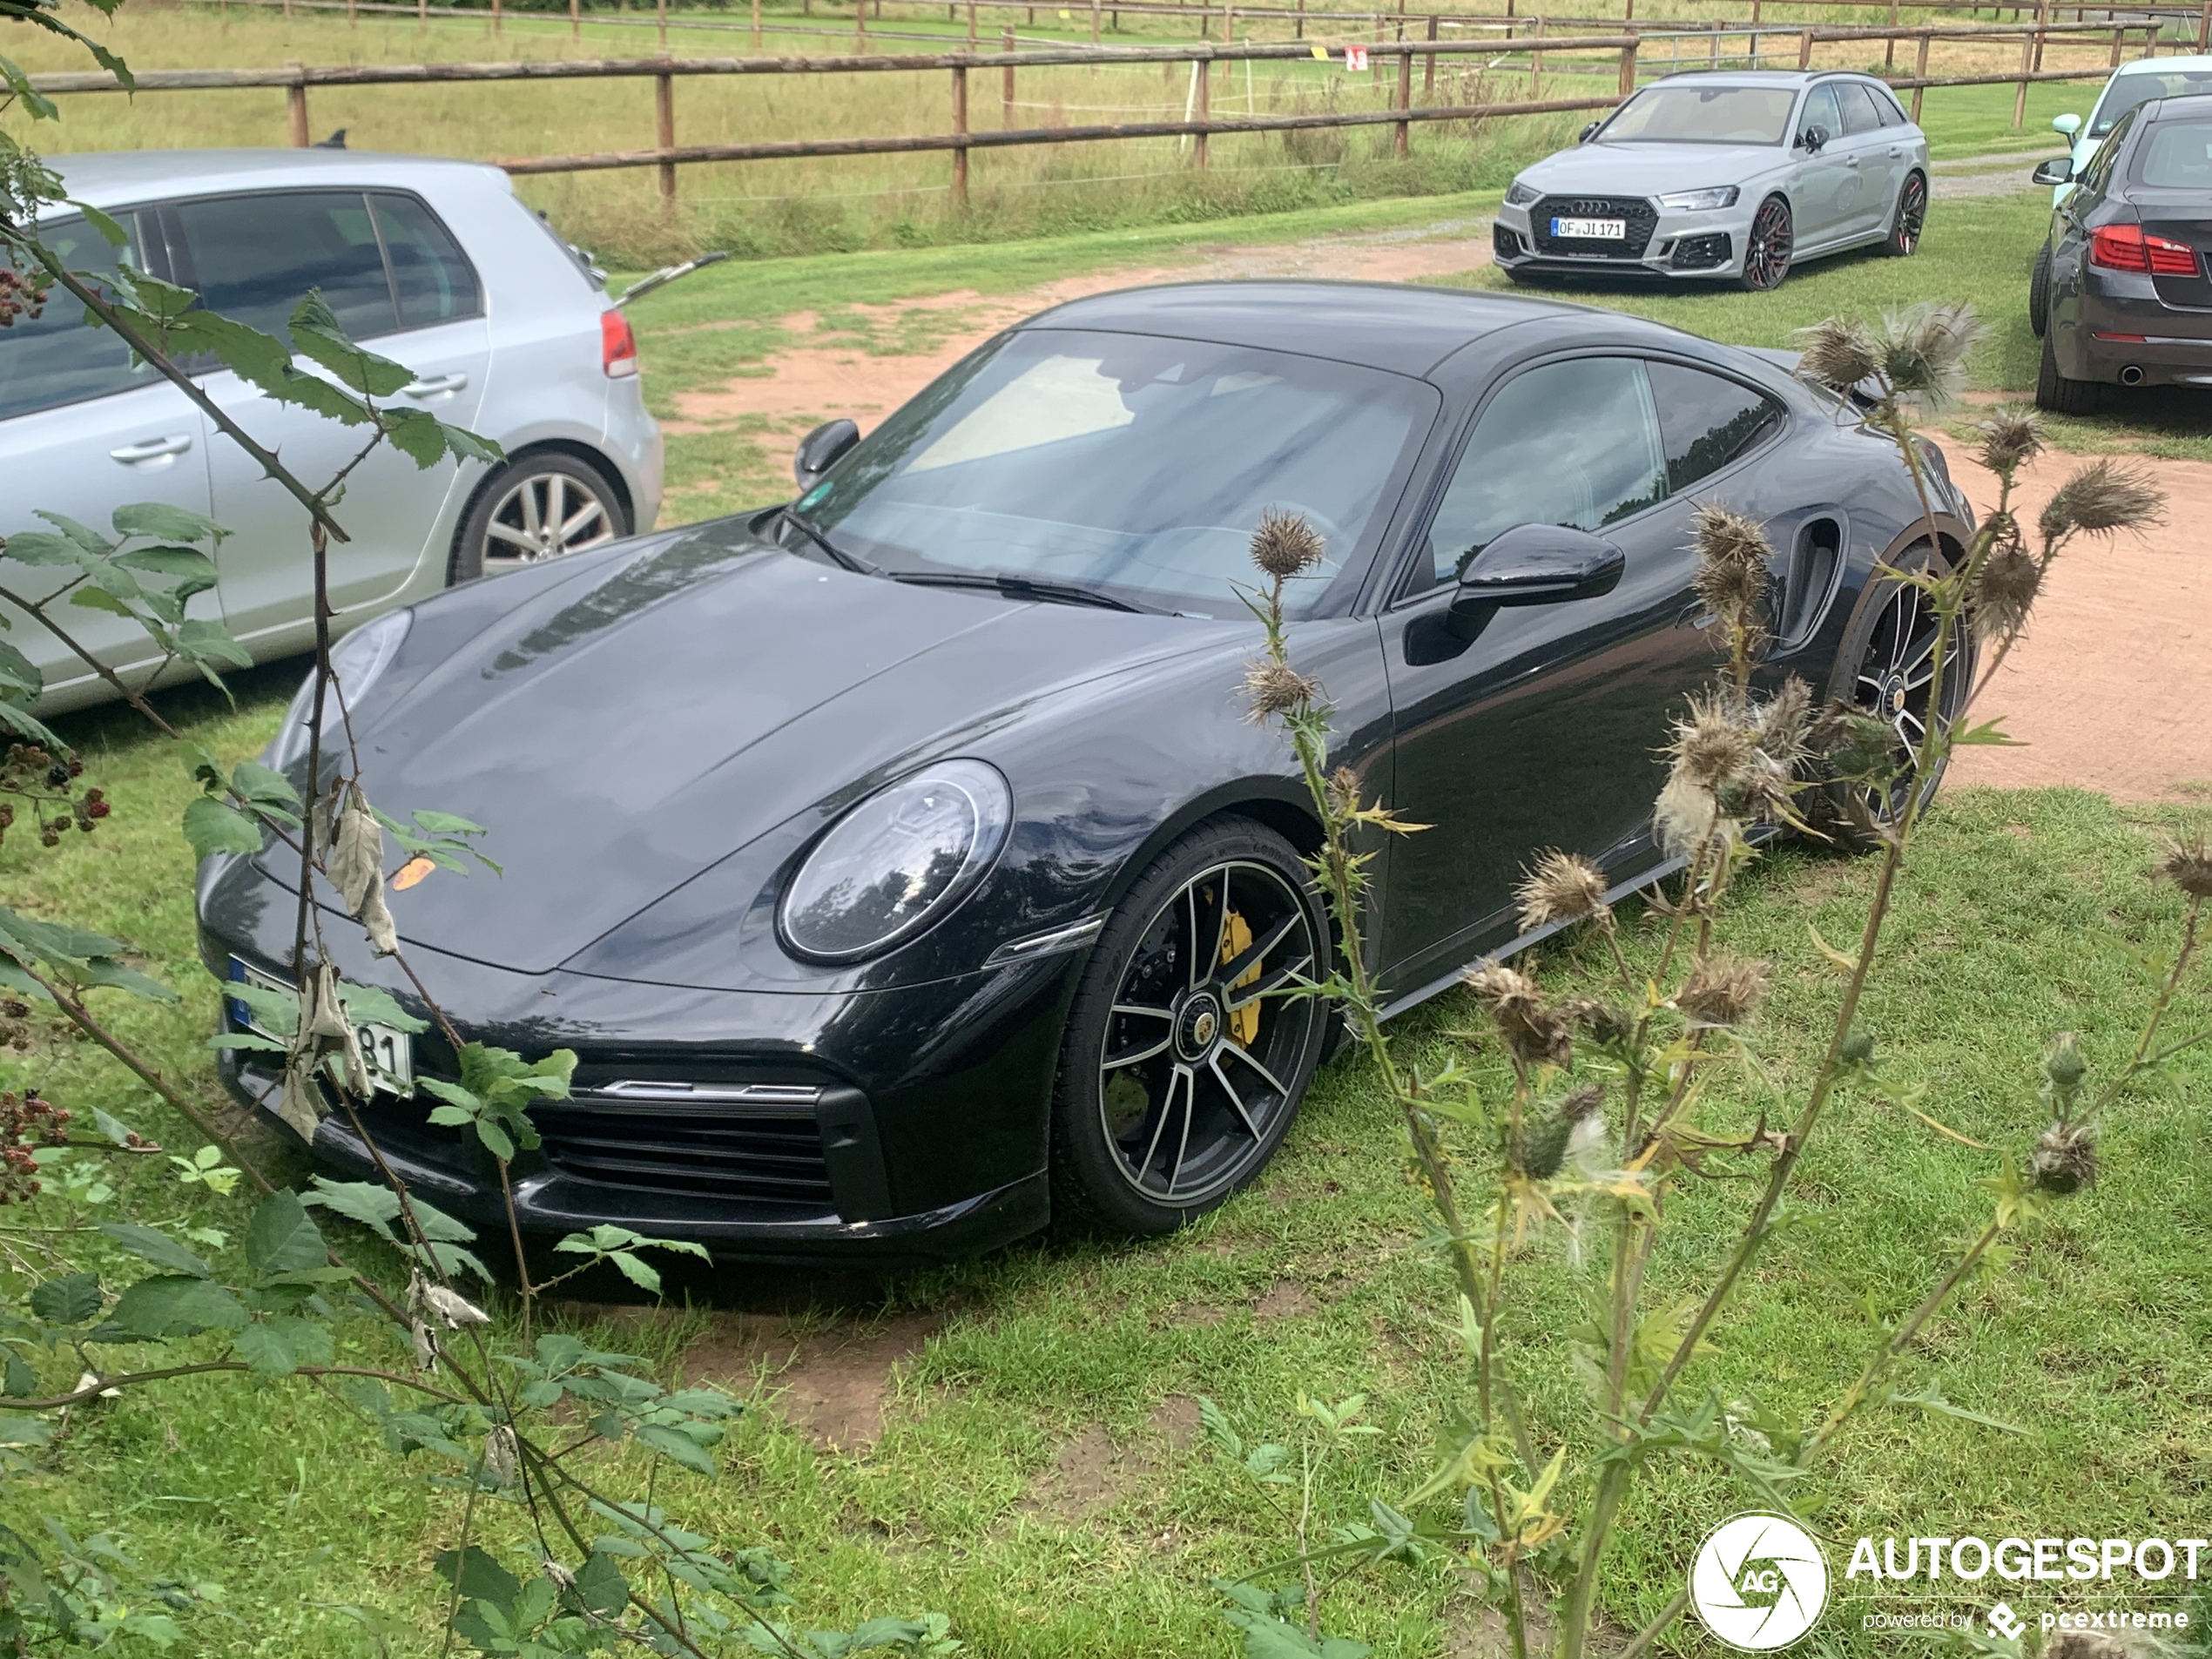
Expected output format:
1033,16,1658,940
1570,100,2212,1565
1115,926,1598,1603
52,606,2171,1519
1798,124,1831,153
1578,120,1602,143
1448,524,1626,639
2031,156,2074,186
793,418,860,488
2052,112,2082,137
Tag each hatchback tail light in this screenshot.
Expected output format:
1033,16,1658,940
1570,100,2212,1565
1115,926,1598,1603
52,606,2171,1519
2089,223,2202,276
601,308,639,378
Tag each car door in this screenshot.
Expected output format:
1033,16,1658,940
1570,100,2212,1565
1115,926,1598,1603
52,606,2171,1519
1831,80,1901,238
1378,354,1709,990
0,210,219,708
164,188,490,651
1790,83,1857,249
2048,107,2136,337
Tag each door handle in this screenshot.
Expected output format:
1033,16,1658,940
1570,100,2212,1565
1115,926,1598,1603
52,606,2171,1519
109,434,193,463
401,373,469,400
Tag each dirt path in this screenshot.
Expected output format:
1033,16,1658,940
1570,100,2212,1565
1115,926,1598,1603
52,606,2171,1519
672,219,2208,802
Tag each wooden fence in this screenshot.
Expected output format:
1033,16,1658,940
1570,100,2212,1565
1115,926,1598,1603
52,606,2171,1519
30,16,2178,207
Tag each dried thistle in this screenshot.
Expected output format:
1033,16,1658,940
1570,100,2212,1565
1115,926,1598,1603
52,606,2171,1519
1810,701,1901,788
1250,507,1326,580
1515,849,1610,933
1243,658,1320,724
1326,765,1362,817
2029,1122,2097,1194
2038,458,2164,544
2158,827,2212,901
1875,302,1980,409
1676,953,1770,1028
1969,524,2042,646
1656,771,1726,861
1667,693,1756,791
1521,1084,1608,1179
1561,996,1634,1049
1792,316,1878,397
1973,403,2044,477
1465,961,1575,1069
1750,678,1814,770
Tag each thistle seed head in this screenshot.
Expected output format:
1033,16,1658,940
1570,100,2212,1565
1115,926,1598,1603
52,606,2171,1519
1242,658,1320,724
1668,693,1757,792
1690,502,1775,637
1520,1084,1607,1180
2038,458,2165,544
1514,849,1610,933
1970,527,2043,646
1792,317,1878,397
1250,507,1327,580
1876,302,1980,409
2030,1122,2098,1194
1973,403,2044,476
1465,961,1575,1069
1561,996,1635,1049
2158,827,2212,900
1675,953,1770,1028
1751,678,1815,770
1656,771,1728,861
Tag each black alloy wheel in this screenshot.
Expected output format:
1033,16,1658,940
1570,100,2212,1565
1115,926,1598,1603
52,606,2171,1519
2034,327,2101,415
1738,196,1794,292
1883,172,1927,257
1820,542,1974,847
2028,239,2053,336
1049,819,1328,1234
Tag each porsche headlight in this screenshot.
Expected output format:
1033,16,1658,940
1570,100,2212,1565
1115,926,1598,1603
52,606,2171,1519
266,608,412,771
777,759,1012,964
1658,185,1740,212
1504,180,1541,207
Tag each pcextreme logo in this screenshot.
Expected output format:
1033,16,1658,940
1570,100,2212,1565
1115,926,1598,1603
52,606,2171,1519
1690,1513,1832,1652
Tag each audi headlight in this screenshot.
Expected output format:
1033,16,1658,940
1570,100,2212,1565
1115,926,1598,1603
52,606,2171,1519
1505,180,1541,207
777,759,1012,964
1658,185,1740,212
266,608,412,771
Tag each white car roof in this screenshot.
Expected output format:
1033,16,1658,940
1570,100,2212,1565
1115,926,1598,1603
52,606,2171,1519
2110,53,2212,76
48,148,510,212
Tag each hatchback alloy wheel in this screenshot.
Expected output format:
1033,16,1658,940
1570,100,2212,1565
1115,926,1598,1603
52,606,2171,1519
449,453,629,584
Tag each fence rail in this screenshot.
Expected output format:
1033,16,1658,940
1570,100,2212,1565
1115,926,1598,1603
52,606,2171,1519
30,17,2169,206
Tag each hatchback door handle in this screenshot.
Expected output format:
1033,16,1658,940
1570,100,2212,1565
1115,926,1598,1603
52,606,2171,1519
109,434,192,463
402,373,468,399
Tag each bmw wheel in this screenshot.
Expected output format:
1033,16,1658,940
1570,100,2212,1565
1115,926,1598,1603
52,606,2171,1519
1049,818,1329,1234
1737,195,1794,292
450,452,629,584
2028,240,2052,336
1881,172,1927,257
2034,328,2101,416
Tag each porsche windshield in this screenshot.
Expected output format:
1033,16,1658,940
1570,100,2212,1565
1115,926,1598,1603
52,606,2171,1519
1601,84,1798,144
789,330,1436,617
2090,69,2212,136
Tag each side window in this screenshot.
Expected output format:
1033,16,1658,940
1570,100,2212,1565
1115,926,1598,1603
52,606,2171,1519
2078,109,2135,198
1835,82,1884,137
1648,362,1785,492
369,192,482,327
170,190,395,343
1799,84,1842,143
1424,358,1667,585
1871,84,1910,126
0,212,154,422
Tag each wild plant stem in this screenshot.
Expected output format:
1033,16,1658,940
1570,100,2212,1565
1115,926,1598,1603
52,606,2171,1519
1615,1588,1693,1659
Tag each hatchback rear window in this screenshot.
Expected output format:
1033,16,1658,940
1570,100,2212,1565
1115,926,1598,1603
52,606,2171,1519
2138,118,2212,188
1602,84,1798,144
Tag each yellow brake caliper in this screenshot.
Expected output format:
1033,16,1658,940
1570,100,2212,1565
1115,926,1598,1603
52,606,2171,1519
1220,910,1259,1046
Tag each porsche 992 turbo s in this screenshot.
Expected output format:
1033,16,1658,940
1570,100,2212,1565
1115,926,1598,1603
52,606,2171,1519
197,282,1976,1264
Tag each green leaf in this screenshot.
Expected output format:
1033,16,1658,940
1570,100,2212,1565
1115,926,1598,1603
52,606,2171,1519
3,1354,33,1398
0,638,44,702
36,510,113,556
576,1548,630,1615
28,1271,102,1326
68,585,134,617
210,1030,287,1054
73,201,131,246
0,1416,54,1451
474,1117,516,1163
230,760,301,814
111,501,223,546
607,1251,662,1294
245,1190,327,1276
632,1420,719,1477
91,1108,140,1148
99,1223,212,1278
226,978,300,1039
0,530,83,566
435,1545,522,1608
174,617,253,671
338,981,429,1035
230,1320,298,1376
102,1276,248,1339
287,292,416,397
412,809,488,836
183,796,263,858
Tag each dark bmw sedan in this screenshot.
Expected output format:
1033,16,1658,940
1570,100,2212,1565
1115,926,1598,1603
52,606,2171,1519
2032,90,2212,411
198,282,1975,1264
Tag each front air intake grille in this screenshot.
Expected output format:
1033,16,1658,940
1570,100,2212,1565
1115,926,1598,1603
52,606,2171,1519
535,1103,835,1207
1671,232,1733,271
1493,223,1526,260
1530,195,1658,260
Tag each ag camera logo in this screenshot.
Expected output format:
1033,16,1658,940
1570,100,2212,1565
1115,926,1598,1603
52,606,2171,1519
1690,1513,1831,1651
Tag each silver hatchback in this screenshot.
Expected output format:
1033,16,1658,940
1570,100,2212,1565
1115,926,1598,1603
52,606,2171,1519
2,149,664,712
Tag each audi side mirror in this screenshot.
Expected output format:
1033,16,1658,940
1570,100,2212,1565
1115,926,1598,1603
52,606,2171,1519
2052,112,2082,137
1798,124,1831,153
1578,120,1602,143
793,418,860,488
1448,523,1626,639
2031,156,2074,185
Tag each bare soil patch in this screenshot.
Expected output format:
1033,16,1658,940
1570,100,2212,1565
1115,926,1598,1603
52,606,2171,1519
681,1309,943,1451
1016,1394,1203,1525
1255,1278,1320,1319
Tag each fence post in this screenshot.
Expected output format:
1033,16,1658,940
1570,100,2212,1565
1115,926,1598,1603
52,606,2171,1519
655,70,676,207
1885,0,1898,64
2012,23,2032,125
1911,29,1928,119
287,63,308,146
347,0,357,24
2200,0,2211,51
1797,27,1813,67
2032,0,2050,68
1394,38,1412,155
1296,0,1305,37
570,0,578,39
1750,0,1761,24
967,0,976,44
1001,27,1015,125
657,0,667,51
2109,23,2121,62
416,0,425,30
1617,32,1637,94
1424,12,1437,96
493,0,503,32
1090,0,1101,46
951,65,969,206
1195,44,1210,171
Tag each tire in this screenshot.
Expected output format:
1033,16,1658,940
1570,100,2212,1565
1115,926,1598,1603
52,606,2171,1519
2034,327,2101,416
2027,240,2052,337
1737,195,1794,292
1881,171,1927,257
448,450,630,585
1815,539,1975,851
1049,817,1330,1235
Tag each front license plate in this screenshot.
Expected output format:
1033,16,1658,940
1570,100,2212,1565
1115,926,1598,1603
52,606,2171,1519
1553,216,1626,239
229,959,415,1097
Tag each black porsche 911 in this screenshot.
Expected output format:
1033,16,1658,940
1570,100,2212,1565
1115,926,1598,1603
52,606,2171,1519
197,281,1976,1264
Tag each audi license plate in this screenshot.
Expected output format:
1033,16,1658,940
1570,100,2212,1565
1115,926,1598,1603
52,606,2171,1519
1553,216,1626,240
229,959,415,1097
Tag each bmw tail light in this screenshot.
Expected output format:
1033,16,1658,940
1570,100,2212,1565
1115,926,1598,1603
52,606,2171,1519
601,308,639,378
2090,224,2201,276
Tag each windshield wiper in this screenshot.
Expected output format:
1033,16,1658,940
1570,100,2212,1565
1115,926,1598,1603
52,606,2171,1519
778,505,876,575
888,570,1147,613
